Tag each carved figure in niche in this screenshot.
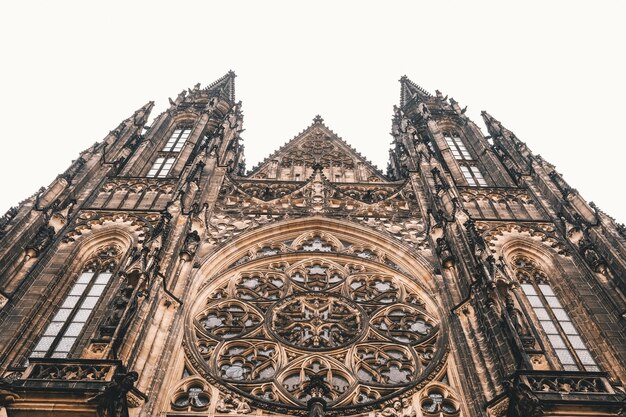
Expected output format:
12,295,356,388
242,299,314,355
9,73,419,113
578,238,614,279
216,394,252,414
377,400,415,417
435,238,455,268
89,366,138,417
505,292,533,345
101,285,134,337
376,401,403,417
26,225,55,257
181,230,201,259
508,382,543,417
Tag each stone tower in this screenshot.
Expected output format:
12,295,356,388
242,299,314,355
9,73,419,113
0,73,624,417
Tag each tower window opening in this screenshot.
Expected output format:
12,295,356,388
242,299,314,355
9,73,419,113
30,266,114,359
147,157,176,178
444,133,471,160
460,164,487,187
163,127,192,152
515,256,600,372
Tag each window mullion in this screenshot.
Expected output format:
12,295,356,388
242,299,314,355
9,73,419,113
171,130,184,151
534,284,586,371
45,270,97,357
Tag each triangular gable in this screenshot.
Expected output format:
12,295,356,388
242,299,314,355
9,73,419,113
247,116,387,182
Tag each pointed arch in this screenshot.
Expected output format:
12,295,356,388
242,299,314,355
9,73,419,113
193,216,437,294
499,237,600,372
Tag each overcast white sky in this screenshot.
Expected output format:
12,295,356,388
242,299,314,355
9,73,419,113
1,1,624,223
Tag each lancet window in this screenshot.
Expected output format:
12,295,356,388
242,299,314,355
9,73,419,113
460,164,487,187
147,157,176,178
163,126,192,152
30,248,118,359
513,255,600,372
442,131,487,187
444,133,471,160
147,124,192,177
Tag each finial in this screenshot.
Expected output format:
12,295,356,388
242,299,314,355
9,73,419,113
313,115,324,124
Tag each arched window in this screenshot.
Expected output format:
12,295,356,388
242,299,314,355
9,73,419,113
512,255,599,372
30,247,119,359
460,164,487,186
442,131,487,187
444,132,471,160
162,126,192,152
147,124,192,178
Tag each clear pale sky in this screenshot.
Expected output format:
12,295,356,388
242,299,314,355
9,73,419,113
1,1,624,223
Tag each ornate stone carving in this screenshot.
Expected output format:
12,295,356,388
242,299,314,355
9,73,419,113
476,221,567,255
62,211,159,243
25,225,55,257
180,230,201,260
28,363,113,381
171,381,211,411
186,253,444,414
208,170,427,250
376,398,416,417
419,385,460,416
215,393,253,414
459,186,545,221
525,375,608,393
270,294,364,350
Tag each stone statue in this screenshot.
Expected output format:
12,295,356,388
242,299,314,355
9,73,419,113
26,225,55,257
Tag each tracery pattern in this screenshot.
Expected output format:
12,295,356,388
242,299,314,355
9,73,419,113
186,250,445,414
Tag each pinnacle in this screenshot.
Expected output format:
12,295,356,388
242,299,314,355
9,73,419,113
132,101,155,126
204,71,237,102
481,111,515,140
399,75,431,107
481,111,503,130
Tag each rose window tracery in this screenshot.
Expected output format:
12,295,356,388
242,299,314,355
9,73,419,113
270,294,364,350
187,252,445,414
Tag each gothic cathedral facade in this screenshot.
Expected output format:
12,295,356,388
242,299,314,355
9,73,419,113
0,73,625,417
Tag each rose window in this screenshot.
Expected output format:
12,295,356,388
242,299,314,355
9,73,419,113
270,294,364,350
187,254,445,414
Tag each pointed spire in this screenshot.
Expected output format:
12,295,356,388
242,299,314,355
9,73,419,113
205,70,236,102
132,101,155,127
481,111,509,138
399,75,431,107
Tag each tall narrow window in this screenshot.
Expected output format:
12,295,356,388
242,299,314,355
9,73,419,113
30,254,117,359
513,255,600,372
147,157,176,178
146,125,192,178
444,133,471,160
460,164,487,187
163,127,191,152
